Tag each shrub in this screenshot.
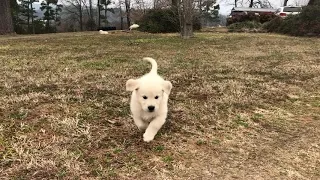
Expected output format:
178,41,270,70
259,13,278,23
262,16,283,32
193,14,202,31
138,8,201,33
228,21,262,32
263,5,320,36
14,20,47,34
227,12,277,26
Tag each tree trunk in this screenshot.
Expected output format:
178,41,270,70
180,0,193,39
234,0,237,7
55,8,57,32
283,0,289,6
125,0,130,29
172,0,178,7
120,2,123,30
249,0,253,7
27,1,30,33
97,0,100,28
89,0,94,30
31,1,35,34
0,0,14,35
105,4,107,26
46,6,50,33
79,0,83,31
89,0,93,21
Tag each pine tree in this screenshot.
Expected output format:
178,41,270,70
40,0,62,33
19,0,38,33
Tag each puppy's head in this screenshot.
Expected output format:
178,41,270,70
126,79,172,113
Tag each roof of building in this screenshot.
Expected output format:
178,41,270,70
231,7,277,12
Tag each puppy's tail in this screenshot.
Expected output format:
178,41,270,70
143,57,158,74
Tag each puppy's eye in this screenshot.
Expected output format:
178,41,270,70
143,96,148,99
155,96,159,99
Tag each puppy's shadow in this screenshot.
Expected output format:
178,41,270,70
159,110,180,135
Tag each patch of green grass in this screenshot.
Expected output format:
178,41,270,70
10,110,28,120
251,113,264,122
311,101,320,107
234,115,249,128
196,140,207,146
212,139,220,145
56,168,67,178
113,148,122,154
154,145,165,152
162,156,173,163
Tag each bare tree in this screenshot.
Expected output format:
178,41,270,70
79,0,83,30
125,0,131,28
172,0,178,7
179,0,194,39
253,0,272,8
153,0,170,8
223,0,272,8
119,0,124,29
0,0,14,35
133,0,147,13
30,1,35,34
283,0,289,6
82,0,90,17
153,0,157,8
82,0,96,29
221,0,243,7
89,0,93,21
97,0,101,27
249,0,253,7
63,0,83,30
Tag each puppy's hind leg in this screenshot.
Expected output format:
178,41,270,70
143,117,166,142
133,116,148,131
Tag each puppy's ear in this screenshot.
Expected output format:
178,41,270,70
162,81,172,95
126,79,139,91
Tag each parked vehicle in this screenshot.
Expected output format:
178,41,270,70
228,7,276,18
276,6,302,18
226,7,277,26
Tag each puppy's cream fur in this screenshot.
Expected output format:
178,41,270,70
126,57,172,142
99,30,109,34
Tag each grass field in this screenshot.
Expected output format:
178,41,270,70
0,31,319,179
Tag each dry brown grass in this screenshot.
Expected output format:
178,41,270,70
0,31,319,179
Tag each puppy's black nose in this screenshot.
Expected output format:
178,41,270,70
148,106,155,112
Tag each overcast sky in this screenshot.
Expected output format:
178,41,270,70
34,0,310,15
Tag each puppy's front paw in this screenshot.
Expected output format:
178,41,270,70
143,133,154,142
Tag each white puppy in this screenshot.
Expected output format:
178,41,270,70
126,57,172,142
99,30,109,34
